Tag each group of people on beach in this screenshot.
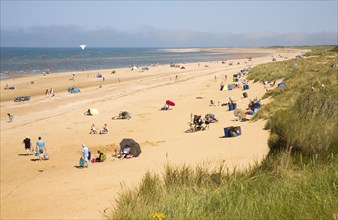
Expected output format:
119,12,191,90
186,112,219,133
22,136,47,161
89,123,109,134
45,88,55,96
79,143,135,168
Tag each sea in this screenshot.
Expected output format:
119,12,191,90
0,47,248,79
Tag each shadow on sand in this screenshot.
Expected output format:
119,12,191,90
18,153,32,156
74,165,86,169
30,158,41,162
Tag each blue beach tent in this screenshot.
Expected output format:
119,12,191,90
67,87,81,93
278,83,286,88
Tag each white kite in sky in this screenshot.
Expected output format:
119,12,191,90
80,45,87,50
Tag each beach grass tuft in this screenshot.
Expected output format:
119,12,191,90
106,153,337,220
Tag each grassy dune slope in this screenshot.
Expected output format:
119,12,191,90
106,46,338,220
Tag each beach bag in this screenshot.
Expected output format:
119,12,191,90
88,151,91,161
101,153,106,162
79,157,85,167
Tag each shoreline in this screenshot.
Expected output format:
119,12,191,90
0,47,307,219
0,47,283,77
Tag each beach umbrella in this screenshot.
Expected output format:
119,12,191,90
119,138,142,157
166,100,175,106
90,108,99,115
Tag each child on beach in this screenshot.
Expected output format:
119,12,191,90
50,88,55,97
7,113,14,122
89,124,97,134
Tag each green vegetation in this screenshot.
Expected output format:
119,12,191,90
247,45,337,154
106,46,338,220
107,154,337,220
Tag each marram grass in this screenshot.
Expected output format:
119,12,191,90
106,153,337,220
248,46,337,154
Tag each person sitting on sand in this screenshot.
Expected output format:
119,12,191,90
229,97,237,108
95,150,106,162
112,146,120,158
99,124,109,134
192,115,205,131
161,104,169,110
120,145,132,160
248,99,261,113
204,115,211,129
85,109,92,116
89,124,97,134
230,127,239,137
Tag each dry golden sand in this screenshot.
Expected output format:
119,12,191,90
1,48,306,219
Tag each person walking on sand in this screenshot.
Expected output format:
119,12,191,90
36,137,46,161
50,88,54,97
7,113,14,122
82,144,90,168
23,135,32,155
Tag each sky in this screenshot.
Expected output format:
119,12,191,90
1,0,337,47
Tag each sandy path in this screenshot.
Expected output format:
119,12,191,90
0,48,306,219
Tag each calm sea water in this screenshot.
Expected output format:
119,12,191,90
1,47,241,79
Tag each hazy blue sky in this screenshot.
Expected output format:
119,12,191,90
1,1,337,47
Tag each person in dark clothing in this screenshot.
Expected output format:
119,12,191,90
23,135,32,155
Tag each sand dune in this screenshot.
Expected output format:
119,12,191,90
0,48,307,219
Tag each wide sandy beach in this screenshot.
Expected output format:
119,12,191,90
1,48,306,219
